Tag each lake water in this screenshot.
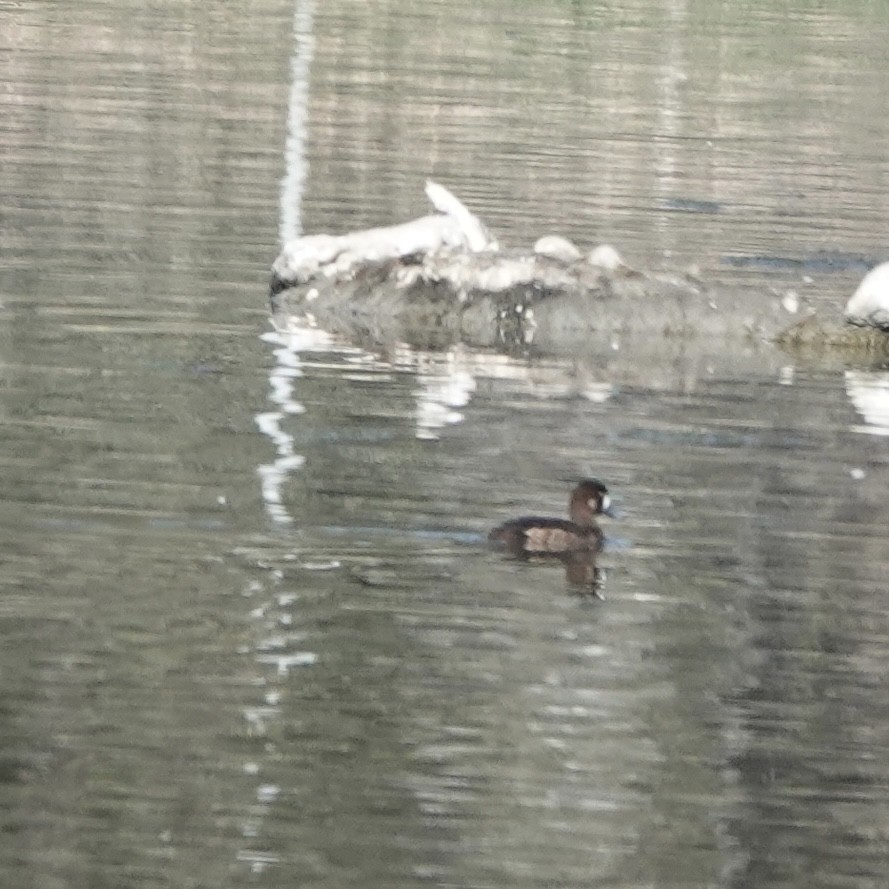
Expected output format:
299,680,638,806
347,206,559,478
3,1,889,887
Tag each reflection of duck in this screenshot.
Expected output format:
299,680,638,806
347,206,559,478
561,550,606,598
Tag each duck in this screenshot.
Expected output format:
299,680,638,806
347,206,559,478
488,479,615,556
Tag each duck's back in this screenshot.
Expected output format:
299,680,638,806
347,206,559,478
489,516,602,555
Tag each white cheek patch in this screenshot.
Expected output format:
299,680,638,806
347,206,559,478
600,495,611,513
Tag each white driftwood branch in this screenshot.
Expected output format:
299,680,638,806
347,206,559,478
272,181,495,290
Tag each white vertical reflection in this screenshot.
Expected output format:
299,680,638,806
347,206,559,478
241,1,317,876
255,331,307,525
653,0,687,255
280,0,316,244
255,0,316,527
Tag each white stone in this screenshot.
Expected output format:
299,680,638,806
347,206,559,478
533,235,582,263
587,244,627,272
845,262,889,329
781,290,799,314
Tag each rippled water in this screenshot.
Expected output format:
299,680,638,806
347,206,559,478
3,1,889,887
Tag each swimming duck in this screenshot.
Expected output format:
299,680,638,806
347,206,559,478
488,479,614,555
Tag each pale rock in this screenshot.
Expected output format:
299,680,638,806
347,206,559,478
533,235,582,263
845,262,889,329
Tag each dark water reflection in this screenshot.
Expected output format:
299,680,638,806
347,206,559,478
3,0,889,887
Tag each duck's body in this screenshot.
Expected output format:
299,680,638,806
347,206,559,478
489,516,603,554
488,479,613,557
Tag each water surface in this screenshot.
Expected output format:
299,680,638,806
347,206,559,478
2,1,889,887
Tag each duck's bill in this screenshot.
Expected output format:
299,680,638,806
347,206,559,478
601,494,618,519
